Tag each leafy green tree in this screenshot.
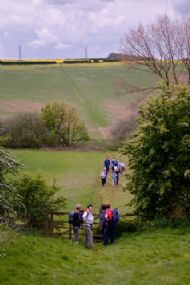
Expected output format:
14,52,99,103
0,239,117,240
13,174,66,227
41,102,89,146
0,148,22,220
122,86,190,220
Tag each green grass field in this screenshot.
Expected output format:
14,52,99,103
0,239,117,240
0,63,156,138
1,150,190,285
1,225,190,285
11,149,129,212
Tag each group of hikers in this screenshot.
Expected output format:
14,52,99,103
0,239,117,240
100,157,125,187
67,156,124,248
68,203,119,248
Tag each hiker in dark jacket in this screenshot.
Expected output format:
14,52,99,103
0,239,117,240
104,157,110,175
71,204,82,244
100,206,119,245
100,205,107,235
110,208,119,243
100,205,113,246
111,157,118,170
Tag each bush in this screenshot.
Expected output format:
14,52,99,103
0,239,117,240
0,148,22,221
0,113,49,148
13,174,66,227
122,86,190,220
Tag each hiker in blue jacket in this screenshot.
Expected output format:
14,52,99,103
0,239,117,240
111,157,118,170
104,157,110,175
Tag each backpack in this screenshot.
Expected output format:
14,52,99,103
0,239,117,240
105,208,113,224
68,211,82,225
68,211,75,225
78,211,84,224
100,210,106,227
112,208,119,224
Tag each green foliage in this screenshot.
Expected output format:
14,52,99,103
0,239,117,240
41,102,89,146
0,113,49,148
12,173,66,227
0,148,22,219
122,86,190,219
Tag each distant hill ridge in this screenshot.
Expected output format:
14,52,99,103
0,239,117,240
107,52,149,61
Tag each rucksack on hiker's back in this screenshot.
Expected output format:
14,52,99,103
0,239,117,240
100,210,106,227
68,211,75,225
68,211,82,225
112,208,119,224
105,209,112,224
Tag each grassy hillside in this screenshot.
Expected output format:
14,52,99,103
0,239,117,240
1,221,190,285
0,63,156,138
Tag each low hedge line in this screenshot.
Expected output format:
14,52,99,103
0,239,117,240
0,58,120,65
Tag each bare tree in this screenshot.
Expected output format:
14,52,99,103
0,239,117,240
122,14,190,87
178,18,190,85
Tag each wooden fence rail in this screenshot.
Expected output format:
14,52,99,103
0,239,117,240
44,211,136,240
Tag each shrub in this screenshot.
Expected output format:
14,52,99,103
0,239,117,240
0,113,49,148
41,102,89,146
13,174,66,227
122,86,190,220
0,148,22,221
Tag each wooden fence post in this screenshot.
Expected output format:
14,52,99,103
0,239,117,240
69,224,72,239
43,211,50,236
49,212,54,236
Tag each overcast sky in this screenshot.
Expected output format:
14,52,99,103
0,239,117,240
0,0,188,59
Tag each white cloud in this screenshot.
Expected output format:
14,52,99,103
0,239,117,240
29,27,71,50
3,31,10,38
0,0,181,58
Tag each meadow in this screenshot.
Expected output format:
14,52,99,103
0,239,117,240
0,63,156,138
1,225,190,285
11,149,129,212
1,150,190,285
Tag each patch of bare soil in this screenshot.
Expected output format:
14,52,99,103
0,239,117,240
105,94,148,137
0,100,43,113
106,100,137,121
104,100,138,137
